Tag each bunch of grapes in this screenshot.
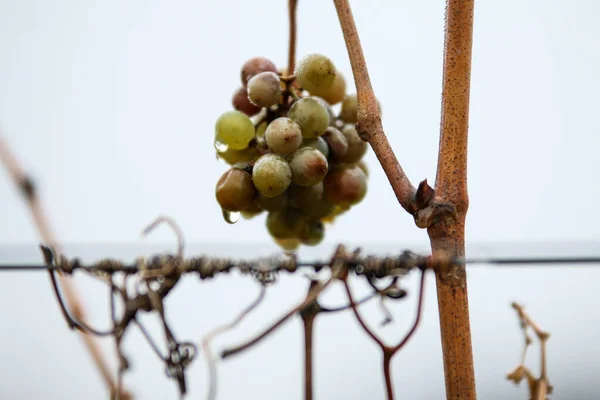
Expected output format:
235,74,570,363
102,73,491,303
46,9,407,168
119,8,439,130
214,54,370,251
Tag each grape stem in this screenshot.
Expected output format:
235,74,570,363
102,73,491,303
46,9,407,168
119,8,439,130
331,0,418,217
287,0,298,77
333,0,477,398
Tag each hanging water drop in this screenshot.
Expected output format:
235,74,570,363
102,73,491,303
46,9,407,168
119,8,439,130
222,209,241,224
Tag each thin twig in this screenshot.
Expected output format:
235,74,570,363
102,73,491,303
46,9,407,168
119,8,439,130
221,267,342,359
0,133,129,398
508,303,552,399
201,285,267,400
332,0,417,215
287,0,298,77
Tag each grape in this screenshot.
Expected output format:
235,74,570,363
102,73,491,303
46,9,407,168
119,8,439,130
265,117,303,154
288,182,323,210
255,191,288,212
299,219,324,246
247,72,282,108
302,137,329,158
266,208,306,239
304,198,335,219
313,97,336,125
289,147,328,186
324,165,367,207
288,97,330,139
357,160,369,177
274,238,301,251
323,127,348,160
339,94,358,123
252,153,292,198
336,125,367,164
241,57,277,86
217,145,260,165
320,71,346,105
241,202,264,219
232,87,261,116
255,120,268,137
294,54,336,96
322,204,350,223
216,168,257,211
215,110,255,151
339,94,382,123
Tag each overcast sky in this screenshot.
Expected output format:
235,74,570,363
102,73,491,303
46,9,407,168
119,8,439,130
1,1,599,399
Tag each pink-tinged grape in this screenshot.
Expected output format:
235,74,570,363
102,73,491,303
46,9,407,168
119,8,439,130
247,72,282,108
216,168,257,211
217,145,260,165
265,118,303,154
324,165,367,207
232,87,261,116
294,54,336,96
319,71,346,105
302,137,329,158
266,208,306,239
299,219,325,246
288,97,330,139
336,125,367,164
215,110,255,151
241,57,277,86
255,191,288,212
289,147,328,186
288,182,323,210
323,127,348,160
252,154,292,198
339,94,358,123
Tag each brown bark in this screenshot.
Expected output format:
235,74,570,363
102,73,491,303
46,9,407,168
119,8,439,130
428,0,476,398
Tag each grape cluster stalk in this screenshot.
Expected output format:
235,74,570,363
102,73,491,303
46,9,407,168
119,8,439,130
214,54,374,250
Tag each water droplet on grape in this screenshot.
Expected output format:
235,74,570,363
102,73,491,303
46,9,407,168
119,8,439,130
214,140,228,153
222,209,240,224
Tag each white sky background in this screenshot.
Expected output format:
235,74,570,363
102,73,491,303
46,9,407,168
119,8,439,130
0,1,599,399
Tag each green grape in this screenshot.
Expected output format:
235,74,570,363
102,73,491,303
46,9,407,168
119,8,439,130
294,54,336,96
289,147,328,186
324,165,367,207
255,120,268,137
215,110,255,151
313,97,336,126
241,202,264,219
247,72,282,108
255,191,288,212
339,94,358,123
299,219,325,246
232,87,261,116
217,145,260,165
265,117,303,154
274,237,301,251
339,94,382,124
323,127,348,160
302,137,329,158
288,97,330,139
336,125,367,164
266,208,306,239
288,182,323,210
252,153,292,198
322,204,350,224
304,198,335,219
241,57,277,86
357,160,369,177
319,70,346,105
215,168,257,211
